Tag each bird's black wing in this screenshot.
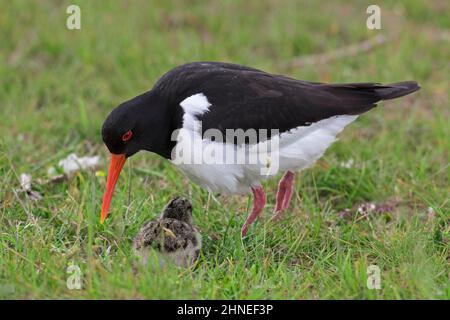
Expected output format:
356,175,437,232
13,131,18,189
157,62,419,143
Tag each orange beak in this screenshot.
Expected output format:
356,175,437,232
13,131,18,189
100,153,126,224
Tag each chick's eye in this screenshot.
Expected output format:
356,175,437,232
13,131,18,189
122,130,133,142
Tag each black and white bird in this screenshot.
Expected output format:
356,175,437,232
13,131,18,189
133,197,201,267
100,62,420,236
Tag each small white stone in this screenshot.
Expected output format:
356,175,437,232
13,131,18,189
58,153,100,175
19,173,32,191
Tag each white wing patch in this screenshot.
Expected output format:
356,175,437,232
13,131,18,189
179,93,211,131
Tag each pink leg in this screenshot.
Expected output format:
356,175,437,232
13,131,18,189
271,171,295,221
241,186,266,237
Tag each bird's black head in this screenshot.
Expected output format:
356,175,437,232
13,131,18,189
161,198,194,225
100,90,172,224
102,90,168,158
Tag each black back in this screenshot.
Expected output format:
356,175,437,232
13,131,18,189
154,62,419,143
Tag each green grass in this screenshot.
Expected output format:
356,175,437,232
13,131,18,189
0,0,448,299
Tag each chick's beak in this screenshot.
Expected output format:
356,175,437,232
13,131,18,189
100,153,126,223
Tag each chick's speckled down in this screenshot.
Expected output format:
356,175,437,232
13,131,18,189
133,198,201,267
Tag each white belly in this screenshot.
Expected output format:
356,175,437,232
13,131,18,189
171,115,358,195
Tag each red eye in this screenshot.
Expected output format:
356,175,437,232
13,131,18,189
122,130,133,142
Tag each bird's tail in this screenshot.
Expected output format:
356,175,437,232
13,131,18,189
323,80,420,115
374,81,420,100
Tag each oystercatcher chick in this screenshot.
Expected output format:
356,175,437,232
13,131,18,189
100,62,420,236
133,197,201,267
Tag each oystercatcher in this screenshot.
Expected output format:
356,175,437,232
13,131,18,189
134,197,201,267
101,62,420,236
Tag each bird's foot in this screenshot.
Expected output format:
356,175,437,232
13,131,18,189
241,186,266,237
270,171,295,221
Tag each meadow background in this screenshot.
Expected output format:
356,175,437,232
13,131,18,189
0,0,448,299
